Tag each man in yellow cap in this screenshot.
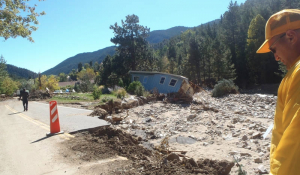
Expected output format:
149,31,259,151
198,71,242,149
257,9,300,174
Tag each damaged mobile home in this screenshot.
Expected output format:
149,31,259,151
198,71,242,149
129,71,201,101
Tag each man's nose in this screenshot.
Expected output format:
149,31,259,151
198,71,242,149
274,54,280,61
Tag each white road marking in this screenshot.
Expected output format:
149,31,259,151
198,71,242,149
33,101,93,112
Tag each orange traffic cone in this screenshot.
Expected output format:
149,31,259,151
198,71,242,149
47,101,64,136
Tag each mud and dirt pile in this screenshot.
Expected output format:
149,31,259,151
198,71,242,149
0,94,12,101
63,126,234,174
29,90,53,100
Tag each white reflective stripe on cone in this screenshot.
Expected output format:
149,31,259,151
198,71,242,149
51,105,57,116
52,114,58,123
50,102,56,107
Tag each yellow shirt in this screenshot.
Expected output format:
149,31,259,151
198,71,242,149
270,56,300,175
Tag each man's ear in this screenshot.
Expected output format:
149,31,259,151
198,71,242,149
286,30,298,45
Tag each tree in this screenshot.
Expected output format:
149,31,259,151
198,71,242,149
58,73,67,82
45,75,59,91
110,14,150,71
69,69,77,81
78,62,83,72
93,62,100,72
34,75,59,91
77,68,95,81
188,38,202,84
84,63,90,69
246,14,280,84
0,55,8,93
1,76,19,95
0,55,8,80
0,0,45,42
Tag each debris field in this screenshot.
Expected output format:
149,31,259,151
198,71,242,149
63,91,276,174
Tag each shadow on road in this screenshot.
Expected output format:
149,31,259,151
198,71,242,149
8,112,22,115
31,135,54,144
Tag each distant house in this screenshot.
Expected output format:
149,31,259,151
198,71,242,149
58,81,77,87
129,71,194,97
58,80,94,87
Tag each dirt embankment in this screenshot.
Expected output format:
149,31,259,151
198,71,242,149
61,126,234,175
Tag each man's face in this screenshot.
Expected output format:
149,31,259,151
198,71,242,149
268,32,296,69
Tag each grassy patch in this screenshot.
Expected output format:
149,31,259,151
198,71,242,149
47,93,117,104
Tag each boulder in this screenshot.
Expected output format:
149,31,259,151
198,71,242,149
187,114,197,121
122,99,138,109
188,158,198,167
252,132,262,139
257,165,268,174
88,108,108,119
166,153,180,162
254,157,263,163
113,99,122,109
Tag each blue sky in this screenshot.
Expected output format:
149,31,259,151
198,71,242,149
1,0,246,73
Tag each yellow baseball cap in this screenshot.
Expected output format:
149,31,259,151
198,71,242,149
257,9,300,53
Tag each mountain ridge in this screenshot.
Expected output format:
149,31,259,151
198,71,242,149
42,26,194,75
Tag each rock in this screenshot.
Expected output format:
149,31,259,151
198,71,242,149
211,120,218,125
259,127,267,132
203,142,209,146
137,137,143,141
257,165,268,174
241,135,248,141
232,117,239,124
89,108,108,119
249,124,256,129
0,94,5,98
122,99,139,109
145,118,152,123
106,116,113,121
252,132,262,139
187,114,197,121
113,99,122,108
131,124,140,129
223,134,234,141
121,124,129,130
227,124,235,128
254,157,263,163
240,152,252,157
166,153,180,162
232,132,240,137
229,151,239,155
188,158,198,167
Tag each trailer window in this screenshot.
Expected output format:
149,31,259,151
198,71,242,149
143,76,148,84
169,79,177,87
134,76,139,81
159,77,165,84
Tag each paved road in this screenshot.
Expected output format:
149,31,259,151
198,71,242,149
0,99,112,175
4,98,109,133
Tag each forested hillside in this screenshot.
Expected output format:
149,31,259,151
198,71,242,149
146,26,190,43
42,46,116,75
42,26,194,76
7,64,38,79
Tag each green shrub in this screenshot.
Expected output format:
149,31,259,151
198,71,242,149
101,96,113,103
134,85,145,96
143,90,150,97
212,79,239,97
92,86,102,100
127,81,142,93
115,88,127,98
118,78,124,87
